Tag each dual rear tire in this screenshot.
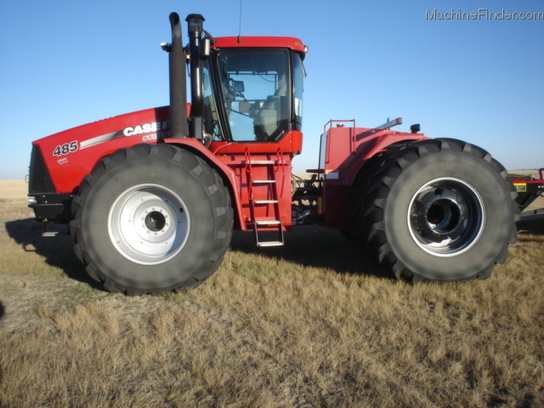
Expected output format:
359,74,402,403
352,139,519,281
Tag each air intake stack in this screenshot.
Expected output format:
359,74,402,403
186,14,206,141
165,12,189,139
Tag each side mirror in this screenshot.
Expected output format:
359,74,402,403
232,79,245,93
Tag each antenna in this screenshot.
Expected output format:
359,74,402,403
237,0,243,43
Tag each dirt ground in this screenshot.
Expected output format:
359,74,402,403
0,180,28,200
1,176,543,408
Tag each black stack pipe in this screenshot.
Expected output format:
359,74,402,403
167,12,189,139
186,14,206,140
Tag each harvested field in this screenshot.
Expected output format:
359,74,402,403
1,179,543,408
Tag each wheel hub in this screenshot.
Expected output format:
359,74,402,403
145,210,167,232
108,184,190,265
408,178,485,257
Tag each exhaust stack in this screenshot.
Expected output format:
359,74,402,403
166,12,189,139
186,14,206,141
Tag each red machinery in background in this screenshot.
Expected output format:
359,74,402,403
509,169,544,220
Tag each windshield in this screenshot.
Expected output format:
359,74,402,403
215,48,293,142
293,52,304,132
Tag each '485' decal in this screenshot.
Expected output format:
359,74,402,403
53,141,79,157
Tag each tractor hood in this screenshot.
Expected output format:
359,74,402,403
30,106,171,194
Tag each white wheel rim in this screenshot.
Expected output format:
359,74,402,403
108,184,190,265
407,177,485,257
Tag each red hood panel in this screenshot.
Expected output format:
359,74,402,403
33,106,170,193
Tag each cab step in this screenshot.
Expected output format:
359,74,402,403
252,179,276,184
255,219,281,225
253,199,279,204
257,241,284,248
253,220,284,247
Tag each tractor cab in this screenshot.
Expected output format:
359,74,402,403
203,39,305,145
164,13,306,155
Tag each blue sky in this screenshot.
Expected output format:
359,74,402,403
1,0,543,179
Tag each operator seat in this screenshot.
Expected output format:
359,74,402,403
253,75,287,141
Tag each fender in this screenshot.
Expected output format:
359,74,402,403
320,124,428,230
322,125,427,186
161,137,246,230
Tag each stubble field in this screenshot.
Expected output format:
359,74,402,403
1,179,543,408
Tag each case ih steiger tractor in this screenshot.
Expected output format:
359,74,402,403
28,12,523,295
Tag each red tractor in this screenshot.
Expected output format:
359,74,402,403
28,12,521,294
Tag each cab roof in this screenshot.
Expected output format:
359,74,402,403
212,36,307,56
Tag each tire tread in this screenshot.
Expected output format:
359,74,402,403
353,138,519,282
69,144,233,294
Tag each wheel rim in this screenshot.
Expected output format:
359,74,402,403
108,184,190,265
407,177,485,257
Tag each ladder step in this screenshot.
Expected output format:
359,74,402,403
253,179,276,184
253,199,278,204
257,241,284,248
253,220,284,247
245,160,276,165
255,219,281,226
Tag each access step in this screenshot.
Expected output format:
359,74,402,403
257,241,284,248
253,219,284,247
245,160,277,165
252,179,276,184
254,219,281,225
253,199,279,204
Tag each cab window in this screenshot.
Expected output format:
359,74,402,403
216,49,290,142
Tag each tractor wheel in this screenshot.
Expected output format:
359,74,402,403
70,144,233,294
355,138,519,281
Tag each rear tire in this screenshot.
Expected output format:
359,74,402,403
354,138,519,281
70,144,233,294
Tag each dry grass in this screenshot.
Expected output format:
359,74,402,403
1,180,543,408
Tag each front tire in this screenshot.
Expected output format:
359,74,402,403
70,144,233,294
354,139,519,281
